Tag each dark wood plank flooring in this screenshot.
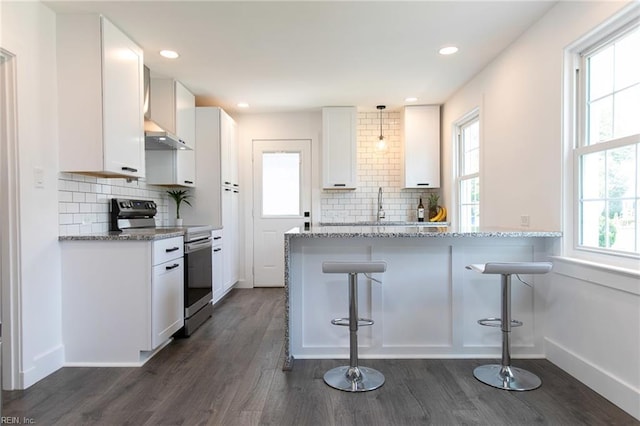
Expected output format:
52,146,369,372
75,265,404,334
4,288,637,425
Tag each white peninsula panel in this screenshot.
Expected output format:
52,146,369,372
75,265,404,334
284,226,560,367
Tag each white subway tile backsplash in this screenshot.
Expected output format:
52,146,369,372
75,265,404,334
58,173,174,235
59,214,73,225
320,110,438,223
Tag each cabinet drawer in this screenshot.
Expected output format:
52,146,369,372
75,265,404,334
153,236,184,265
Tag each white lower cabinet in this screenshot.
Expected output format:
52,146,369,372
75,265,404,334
151,251,184,348
61,236,184,365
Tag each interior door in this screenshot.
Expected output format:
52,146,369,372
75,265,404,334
253,140,311,287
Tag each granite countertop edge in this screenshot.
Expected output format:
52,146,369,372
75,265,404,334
286,226,562,238
59,230,186,241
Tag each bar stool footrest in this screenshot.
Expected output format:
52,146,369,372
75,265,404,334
477,317,523,328
331,318,374,327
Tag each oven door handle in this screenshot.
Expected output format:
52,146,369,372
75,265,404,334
184,238,213,253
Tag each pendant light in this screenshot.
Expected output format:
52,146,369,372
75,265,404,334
376,105,388,152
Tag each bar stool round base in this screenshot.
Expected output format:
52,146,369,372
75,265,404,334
473,364,541,391
324,366,385,392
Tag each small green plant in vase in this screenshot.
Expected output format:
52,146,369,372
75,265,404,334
166,189,192,226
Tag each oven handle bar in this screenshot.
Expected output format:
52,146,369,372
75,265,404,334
185,238,213,253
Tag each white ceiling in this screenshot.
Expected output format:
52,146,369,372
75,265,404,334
44,1,557,114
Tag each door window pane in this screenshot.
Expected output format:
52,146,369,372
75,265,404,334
262,152,300,216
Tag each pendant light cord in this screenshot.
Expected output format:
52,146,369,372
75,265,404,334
377,105,385,140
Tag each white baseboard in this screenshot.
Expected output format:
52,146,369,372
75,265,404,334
546,337,639,420
21,344,65,389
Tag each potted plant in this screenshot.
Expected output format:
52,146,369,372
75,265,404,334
166,189,192,226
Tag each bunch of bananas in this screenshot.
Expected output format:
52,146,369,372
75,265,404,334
430,206,447,222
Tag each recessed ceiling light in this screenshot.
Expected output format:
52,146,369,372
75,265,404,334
439,46,459,56
237,102,250,108
160,50,179,59
405,97,419,103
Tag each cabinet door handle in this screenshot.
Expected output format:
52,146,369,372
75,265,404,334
333,183,346,187
165,263,180,271
213,237,222,240
121,166,138,173
225,188,231,192
233,190,239,193
184,180,194,185
224,181,231,185
416,183,430,186
213,248,222,252
165,247,180,253
233,183,239,187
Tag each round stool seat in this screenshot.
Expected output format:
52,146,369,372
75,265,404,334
466,262,552,275
323,261,387,274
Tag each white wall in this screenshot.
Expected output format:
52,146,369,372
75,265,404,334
442,1,638,419
1,2,64,388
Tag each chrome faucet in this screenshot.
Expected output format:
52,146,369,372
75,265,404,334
377,187,385,222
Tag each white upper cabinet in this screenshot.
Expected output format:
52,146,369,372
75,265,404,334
401,105,441,189
58,15,145,179
221,110,239,188
322,107,357,189
145,79,196,187
148,78,195,147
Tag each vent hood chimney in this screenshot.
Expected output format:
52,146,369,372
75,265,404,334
143,66,193,151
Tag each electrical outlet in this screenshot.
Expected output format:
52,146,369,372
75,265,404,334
520,215,530,227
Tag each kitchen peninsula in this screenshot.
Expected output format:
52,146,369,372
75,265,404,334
283,225,561,370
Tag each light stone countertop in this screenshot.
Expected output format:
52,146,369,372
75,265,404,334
58,228,186,241
286,225,562,238
59,224,224,242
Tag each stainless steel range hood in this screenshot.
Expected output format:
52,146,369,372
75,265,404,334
145,130,192,151
143,65,193,151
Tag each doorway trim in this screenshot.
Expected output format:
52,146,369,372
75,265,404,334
1,48,23,390
251,139,312,287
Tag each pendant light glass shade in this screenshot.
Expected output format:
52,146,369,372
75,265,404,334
376,105,388,152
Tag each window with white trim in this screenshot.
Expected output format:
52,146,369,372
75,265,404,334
573,20,639,257
456,112,480,232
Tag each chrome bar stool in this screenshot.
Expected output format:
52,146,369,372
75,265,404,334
322,261,387,392
466,261,552,391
